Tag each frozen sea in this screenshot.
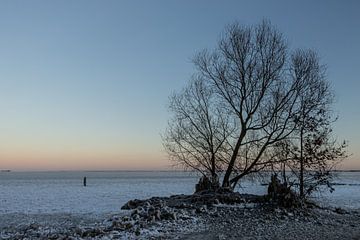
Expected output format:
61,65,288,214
0,171,359,216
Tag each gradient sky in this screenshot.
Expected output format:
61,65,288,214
0,0,359,171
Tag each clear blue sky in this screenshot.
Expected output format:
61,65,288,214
0,0,359,170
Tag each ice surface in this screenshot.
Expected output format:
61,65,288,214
0,171,199,214
0,171,359,215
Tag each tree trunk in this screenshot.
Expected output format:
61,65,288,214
282,162,287,185
222,130,246,188
299,127,304,198
211,154,216,179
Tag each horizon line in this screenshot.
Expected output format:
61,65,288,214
1,169,360,173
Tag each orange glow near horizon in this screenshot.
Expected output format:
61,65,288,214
0,152,171,171
339,157,360,170
0,142,172,171
0,129,173,171
0,127,359,171
1,148,359,171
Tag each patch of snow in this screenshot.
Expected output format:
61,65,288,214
0,171,359,217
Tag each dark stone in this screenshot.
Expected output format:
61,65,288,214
195,175,220,193
335,207,348,214
267,174,300,208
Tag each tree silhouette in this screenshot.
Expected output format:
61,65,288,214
164,20,347,192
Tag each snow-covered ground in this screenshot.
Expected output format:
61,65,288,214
0,171,198,215
0,171,359,215
315,172,360,209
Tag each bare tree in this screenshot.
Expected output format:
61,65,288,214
163,77,234,184
194,20,303,188
164,20,346,192
279,50,347,198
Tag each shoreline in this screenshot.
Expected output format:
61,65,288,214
1,193,360,240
